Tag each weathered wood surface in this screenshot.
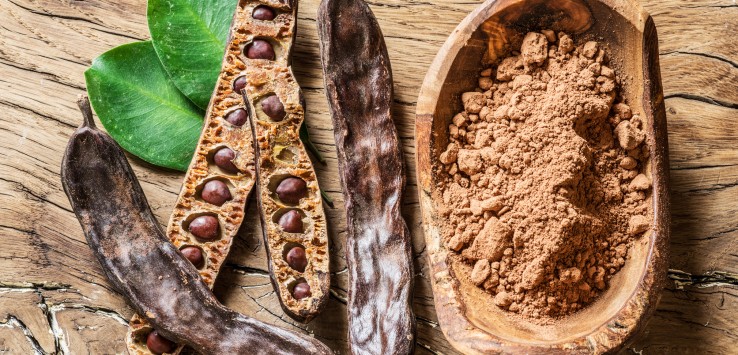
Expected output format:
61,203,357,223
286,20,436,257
0,0,735,354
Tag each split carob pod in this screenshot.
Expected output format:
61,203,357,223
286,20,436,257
238,3,330,322
124,0,329,351
62,96,332,355
318,0,416,354
125,0,257,352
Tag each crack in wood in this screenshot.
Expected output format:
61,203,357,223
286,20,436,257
5,0,101,25
415,315,439,327
671,163,738,171
0,281,72,291
2,0,91,66
665,93,738,110
0,96,78,129
0,59,85,93
246,293,309,332
662,50,738,69
685,180,738,194
0,315,46,355
39,295,64,354
687,226,738,242
223,263,270,276
669,269,738,289
681,4,738,9
0,280,133,353
415,339,441,355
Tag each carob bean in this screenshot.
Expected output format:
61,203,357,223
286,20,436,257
239,0,330,322
279,210,304,233
245,39,276,60
225,108,248,126
146,331,175,355
213,147,240,173
292,282,311,300
200,180,232,206
261,94,286,121
276,177,307,204
252,5,276,21
318,0,416,353
232,76,247,94
285,246,308,272
188,215,219,240
180,246,205,269
63,96,331,355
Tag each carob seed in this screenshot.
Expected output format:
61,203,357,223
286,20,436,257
146,331,176,355
252,5,276,21
292,282,311,300
276,177,307,204
201,180,232,206
279,210,304,233
232,76,247,94
261,95,286,121
213,147,239,173
245,39,275,60
180,246,205,269
286,246,308,272
189,216,220,240
225,108,248,127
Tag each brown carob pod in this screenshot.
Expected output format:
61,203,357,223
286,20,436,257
62,96,331,355
239,0,330,321
318,0,416,353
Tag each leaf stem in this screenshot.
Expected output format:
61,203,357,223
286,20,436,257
321,189,335,209
300,122,326,164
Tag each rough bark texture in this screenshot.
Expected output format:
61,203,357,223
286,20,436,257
318,0,415,354
0,0,735,354
61,97,330,354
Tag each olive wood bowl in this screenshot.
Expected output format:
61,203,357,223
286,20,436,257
415,0,670,353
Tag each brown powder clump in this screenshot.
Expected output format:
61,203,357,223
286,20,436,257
437,31,653,322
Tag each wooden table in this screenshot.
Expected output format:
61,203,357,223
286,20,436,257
0,0,735,353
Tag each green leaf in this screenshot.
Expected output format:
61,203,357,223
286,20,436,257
85,41,204,171
148,0,238,109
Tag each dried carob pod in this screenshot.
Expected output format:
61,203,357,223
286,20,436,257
239,3,330,322
62,95,331,355
318,0,416,354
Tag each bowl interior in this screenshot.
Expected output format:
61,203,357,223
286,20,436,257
425,0,656,344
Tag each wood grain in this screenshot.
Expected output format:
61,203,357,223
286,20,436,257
0,0,735,354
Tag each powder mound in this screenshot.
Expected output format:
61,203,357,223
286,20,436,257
437,31,653,323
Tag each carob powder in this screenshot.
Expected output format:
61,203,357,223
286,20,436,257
437,31,653,322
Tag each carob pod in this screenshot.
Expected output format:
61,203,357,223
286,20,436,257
62,96,331,355
317,0,416,354
124,0,254,352
124,0,326,352
239,1,330,322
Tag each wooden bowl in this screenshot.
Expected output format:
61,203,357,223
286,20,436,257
415,0,670,353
